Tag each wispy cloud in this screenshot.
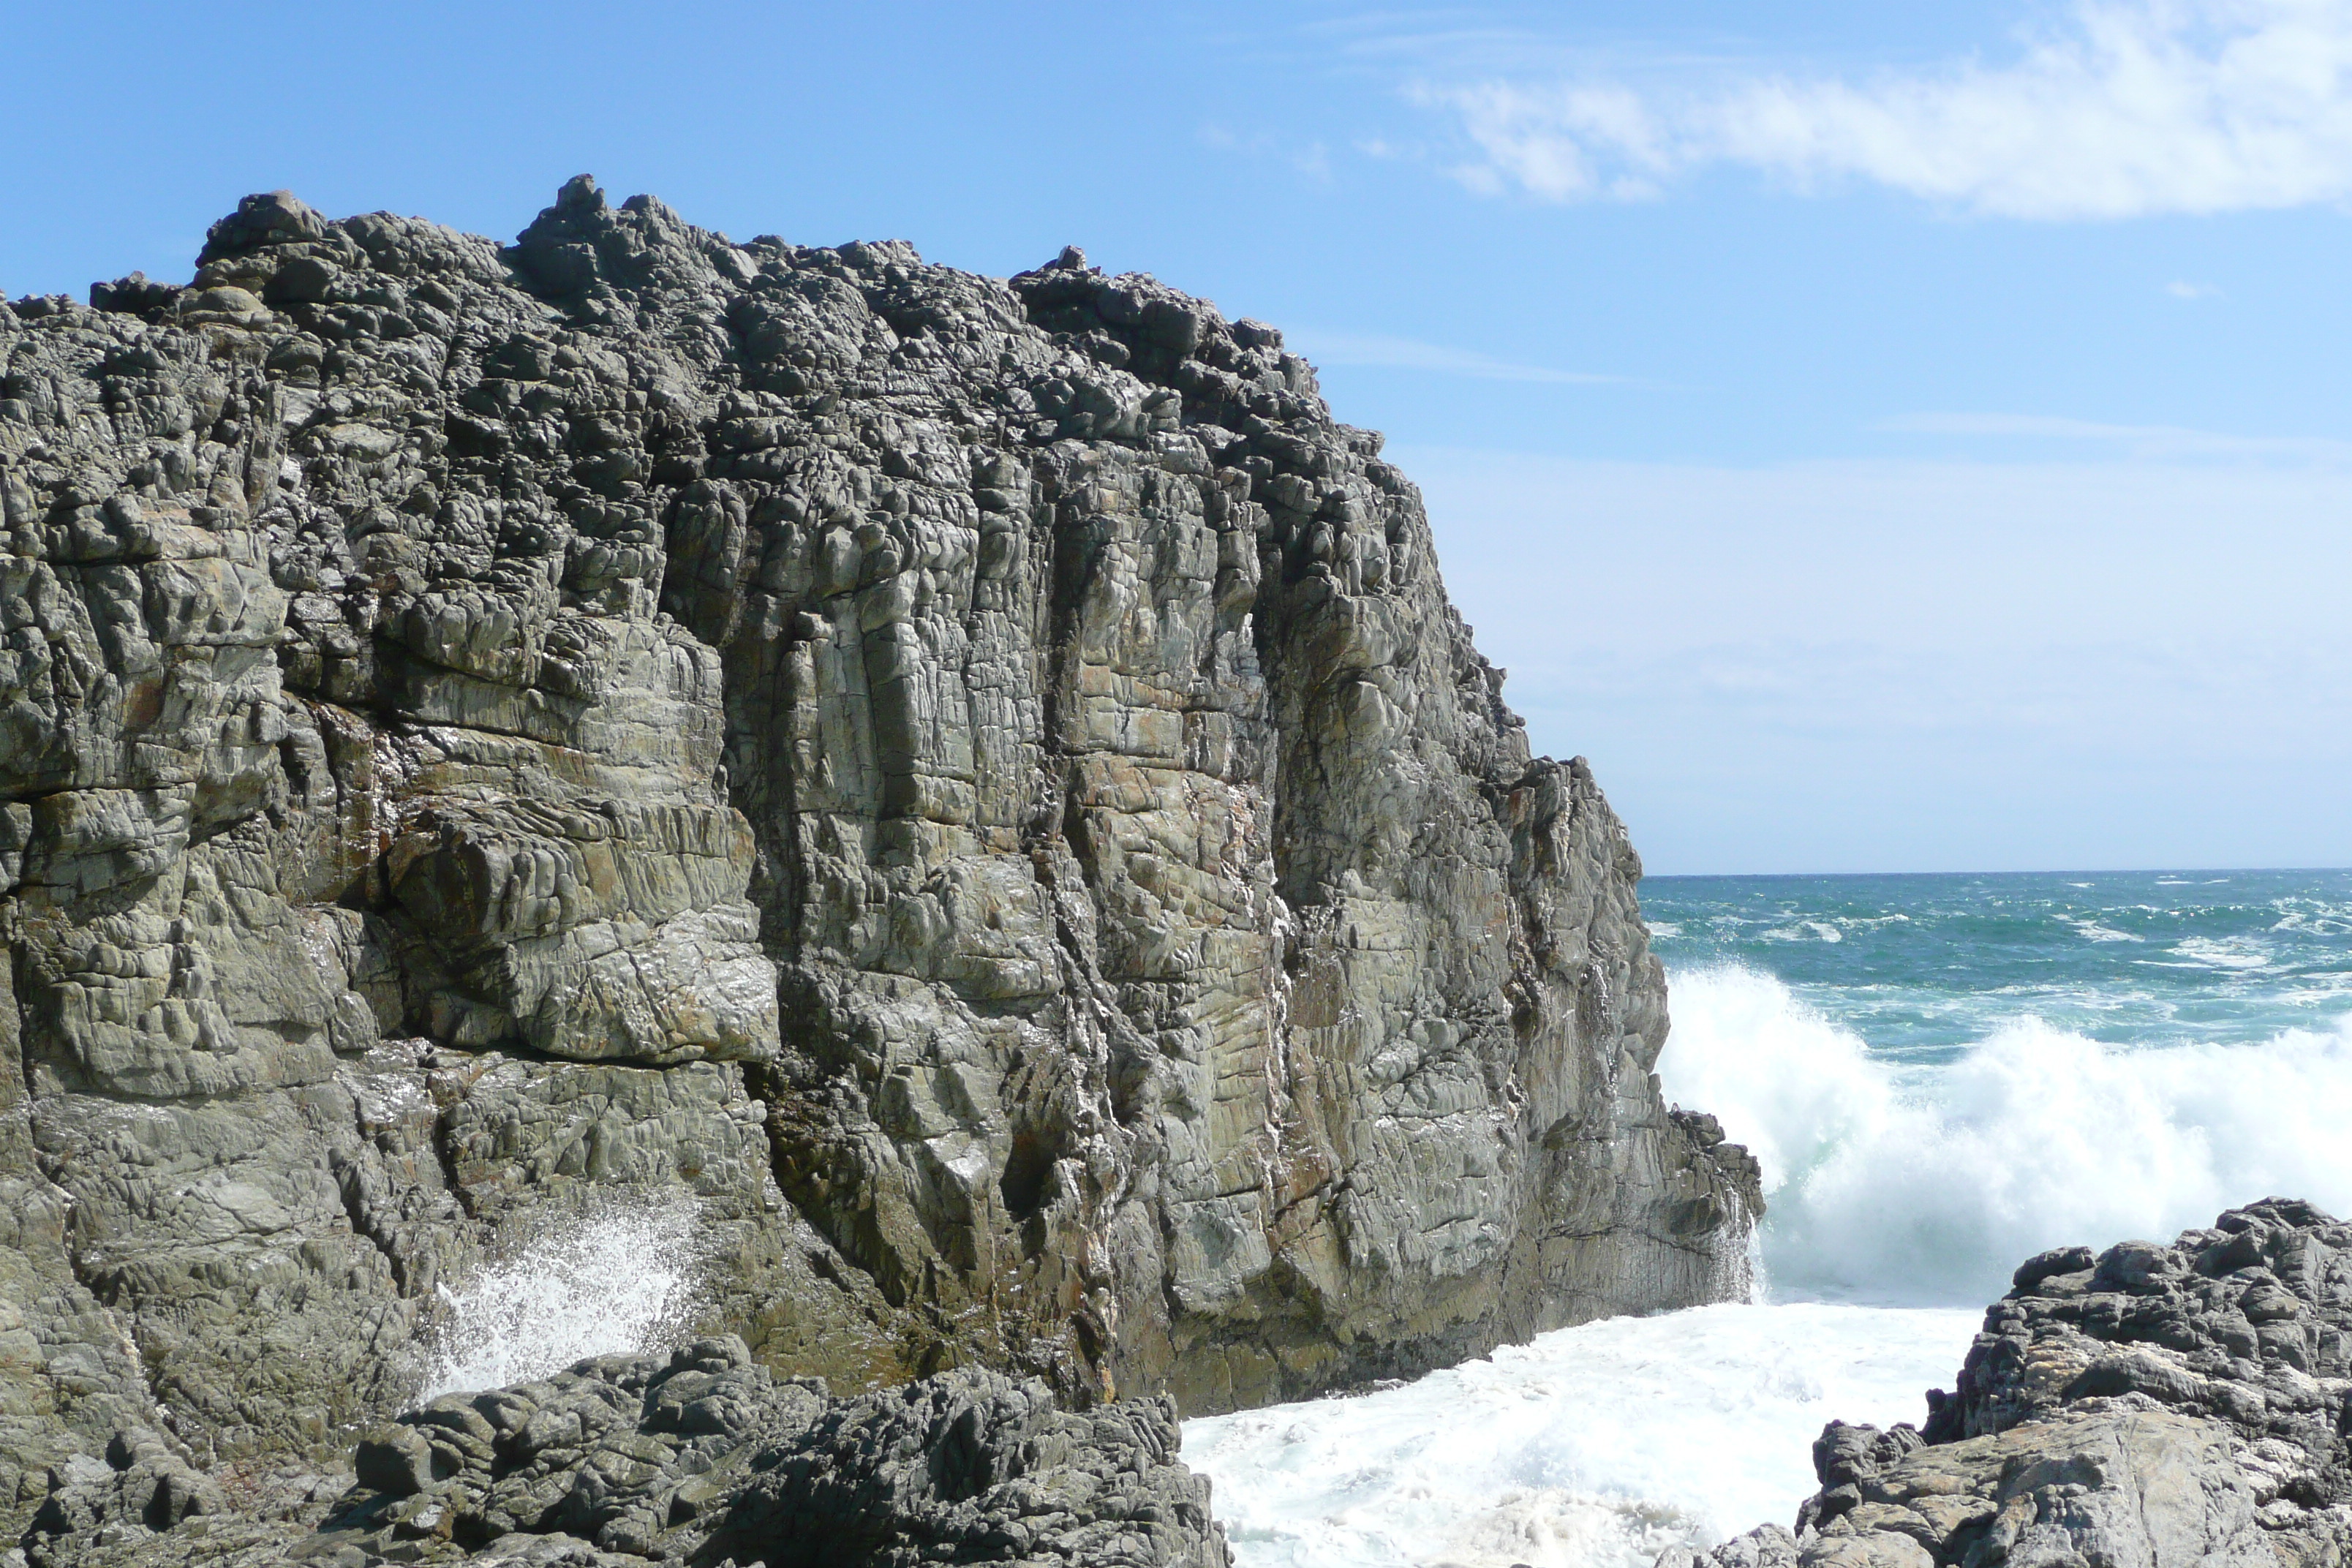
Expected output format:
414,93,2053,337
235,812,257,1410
1284,328,1627,384
1879,411,2352,461
1414,0,2352,218
1199,122,1334,181
2166,278,2223,298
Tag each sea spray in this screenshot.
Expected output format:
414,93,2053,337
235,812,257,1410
420,1189,706,1399
1659,962,2352,1304
1184,1302,1980,1568
1196,871,2352,1568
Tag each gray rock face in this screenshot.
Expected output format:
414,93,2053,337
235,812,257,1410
1674,1200,2352,1568
0,178,1757,1538
306,1335,1223,1567
20,1336,1226,1567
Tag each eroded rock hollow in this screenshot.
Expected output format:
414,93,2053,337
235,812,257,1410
0,179,1760,1523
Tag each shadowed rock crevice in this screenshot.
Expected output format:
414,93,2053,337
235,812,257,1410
0,178,1761,1545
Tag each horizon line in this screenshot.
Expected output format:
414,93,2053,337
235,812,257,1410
1643,864,2351,881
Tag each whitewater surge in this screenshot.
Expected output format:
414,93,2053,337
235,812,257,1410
419,1191,707,1398
1185,1303,1978,1568
1195,872,2352,1567
1658,962,2352,1304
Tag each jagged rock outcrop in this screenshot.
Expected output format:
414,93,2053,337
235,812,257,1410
1670,1199,2352,1568
19,1336,1227,1567
0,179,1758,1537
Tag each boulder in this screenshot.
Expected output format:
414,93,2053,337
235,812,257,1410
1677,1200,2352,1568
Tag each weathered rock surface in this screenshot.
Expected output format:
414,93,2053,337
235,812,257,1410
0,179,1758,1544
1671,1200,2352,1568
19,1335,1227,1567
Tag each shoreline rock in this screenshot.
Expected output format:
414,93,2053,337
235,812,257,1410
0,179,1758,1555
1672,1198,2352,1568
20,1338,1229,1566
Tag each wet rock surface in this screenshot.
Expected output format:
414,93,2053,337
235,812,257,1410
0,179,1758,1551
1673,1199,2352,1568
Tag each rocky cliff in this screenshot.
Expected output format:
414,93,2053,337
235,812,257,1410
0,179,1759,1531
1676,1199,2352,1568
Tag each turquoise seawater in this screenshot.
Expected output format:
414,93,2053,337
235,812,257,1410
1644,868,2352,1062
1638,868,2352,1304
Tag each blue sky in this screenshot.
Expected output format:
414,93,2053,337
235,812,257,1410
9,1,2351,872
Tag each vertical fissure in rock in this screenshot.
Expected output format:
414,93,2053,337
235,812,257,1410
0,184,1763,1487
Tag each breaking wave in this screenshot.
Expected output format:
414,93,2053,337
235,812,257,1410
1658,962,2352,1304
1193,878,2352,1568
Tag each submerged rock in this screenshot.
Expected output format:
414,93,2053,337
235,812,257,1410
1673,1199,2352,1568
0,178,1759,1547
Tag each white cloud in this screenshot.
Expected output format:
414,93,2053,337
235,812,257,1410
2166,278,2223,297
1281,328,1627,384
1419,0,2352,218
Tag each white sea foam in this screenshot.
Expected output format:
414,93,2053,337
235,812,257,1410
2272,908,2352,935
1760,923,1845,943
420,1191,706,1398
2168,935,2271,970
1659,964,2352,1303
1185,1303,1978,1568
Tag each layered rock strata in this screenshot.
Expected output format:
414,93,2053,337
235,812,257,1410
0,178,1759,1531
1673,1199,2352,1568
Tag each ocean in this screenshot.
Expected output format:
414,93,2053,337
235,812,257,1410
1185,867,2352,1568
